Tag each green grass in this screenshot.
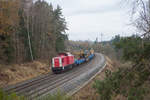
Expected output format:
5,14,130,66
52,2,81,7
0,89,71,100
0,89,25,100
40,91,71,100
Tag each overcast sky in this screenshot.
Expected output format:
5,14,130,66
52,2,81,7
46,0,136,41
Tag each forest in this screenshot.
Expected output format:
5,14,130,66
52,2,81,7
0,0,68,64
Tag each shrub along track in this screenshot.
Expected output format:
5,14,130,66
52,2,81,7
3,53,106,100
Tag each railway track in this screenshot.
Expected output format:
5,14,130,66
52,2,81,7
28,61,95,99
3,53,105,100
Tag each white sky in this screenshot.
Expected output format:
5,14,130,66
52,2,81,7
46,0,136,41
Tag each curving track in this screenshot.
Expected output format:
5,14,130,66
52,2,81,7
3,53,106,100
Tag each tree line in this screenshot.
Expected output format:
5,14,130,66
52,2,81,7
0,0,68,64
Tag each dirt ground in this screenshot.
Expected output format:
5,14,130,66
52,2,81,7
0,61,50,88
72,56,120,100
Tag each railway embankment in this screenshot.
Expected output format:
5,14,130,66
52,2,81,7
0,61,50,88
72,56,119,100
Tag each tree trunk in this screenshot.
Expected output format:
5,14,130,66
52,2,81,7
27,14,33,61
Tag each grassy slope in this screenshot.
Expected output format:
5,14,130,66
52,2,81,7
0,61,50,88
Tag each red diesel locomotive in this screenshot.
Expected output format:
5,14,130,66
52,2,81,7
52,52,74,73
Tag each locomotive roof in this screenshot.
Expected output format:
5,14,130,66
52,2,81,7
58,52,73,56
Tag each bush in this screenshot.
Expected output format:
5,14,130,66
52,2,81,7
93,66,150,100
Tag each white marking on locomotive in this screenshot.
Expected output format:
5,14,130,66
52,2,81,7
59,57,62,67
52,58,54,67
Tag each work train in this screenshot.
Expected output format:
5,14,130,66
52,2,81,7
51,49,95,74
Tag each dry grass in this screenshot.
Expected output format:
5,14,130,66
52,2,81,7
72,56,119,100
0,61,50,87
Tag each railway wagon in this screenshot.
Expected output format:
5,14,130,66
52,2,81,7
74,58,86,65
52,52,74,73
74,49,95,65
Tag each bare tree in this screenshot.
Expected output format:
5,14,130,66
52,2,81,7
23,0,34,61
129,0,150,39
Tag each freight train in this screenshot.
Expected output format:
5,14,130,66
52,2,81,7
51,49,95,74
